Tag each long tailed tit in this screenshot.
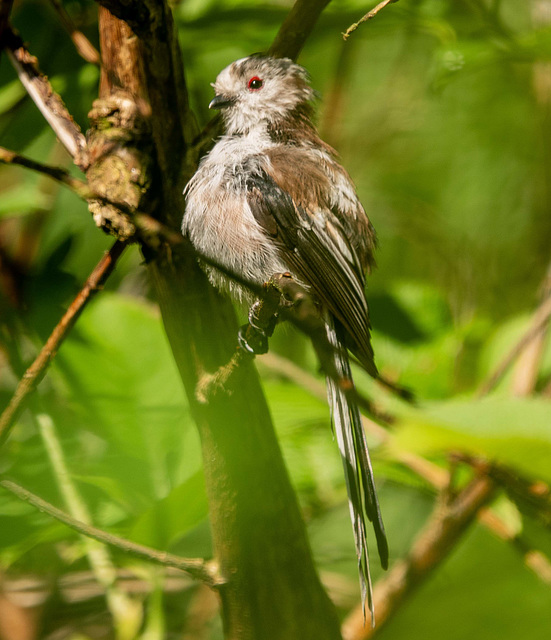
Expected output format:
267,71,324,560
183,55,388,619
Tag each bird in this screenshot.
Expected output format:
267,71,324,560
182,54,388,620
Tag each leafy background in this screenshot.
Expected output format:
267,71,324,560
1,0,550,638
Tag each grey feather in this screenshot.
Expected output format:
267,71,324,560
325,316,387,623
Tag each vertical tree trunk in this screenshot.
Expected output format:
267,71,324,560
95,3,343,638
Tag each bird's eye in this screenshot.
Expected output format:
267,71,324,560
248,76,263,91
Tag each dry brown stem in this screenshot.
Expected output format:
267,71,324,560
48,0,101,65
2,28,88,166
0,241,126,445
477,289,551,396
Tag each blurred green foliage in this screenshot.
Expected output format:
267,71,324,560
0,0,550,638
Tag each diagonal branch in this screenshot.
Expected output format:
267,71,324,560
0,144,183,245
47,0,101,66
343,0,400,40
0,241,126,446
0,145,93,198
476,287,551,397
2,27,88,167
0,479,220,586
269,0,332,60
342,473,497,639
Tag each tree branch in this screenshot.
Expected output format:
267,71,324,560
0,145,183,247
476,286,551,396
0,145,93,198
0,241,126,446
48,0,101,66
342,473,497,639
2,27,88,167
269,0,332,60
343,0,400,40
0,479,220,586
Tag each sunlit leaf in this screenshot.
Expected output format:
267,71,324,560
395,396,551,482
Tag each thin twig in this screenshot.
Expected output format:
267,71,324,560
3,27,88,166
0,241,126,445
343,0,400,40
0,145,93,198
48,0,101,66
0,479,221,586
511,268,551,396
342,474,496,639
0,145,184,246
477,291,551,397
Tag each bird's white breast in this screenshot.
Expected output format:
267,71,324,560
183,130,287,300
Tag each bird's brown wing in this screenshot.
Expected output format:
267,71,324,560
245,164,377,377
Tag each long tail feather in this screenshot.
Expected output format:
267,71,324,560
325,316,388,624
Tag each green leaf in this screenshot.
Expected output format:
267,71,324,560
53,293,201,503
394,396,551,482
128,471,208,549
0,182,49,217
0,78,26,115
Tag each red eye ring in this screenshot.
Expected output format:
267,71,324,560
248,76,263,91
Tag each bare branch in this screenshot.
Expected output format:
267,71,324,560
0,241,126,446
269,0,332,61
48,0,101,66
511,268,551,396
0,145,93,198
0,145,185,249
342,474,496,640
94,1,198,189
3,28,88,167
93,0,152,36
477,286,551,397
343,0,400,40
0,479,221,586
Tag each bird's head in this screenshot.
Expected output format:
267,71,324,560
209,55,316,135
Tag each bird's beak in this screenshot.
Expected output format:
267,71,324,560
209,94,236,110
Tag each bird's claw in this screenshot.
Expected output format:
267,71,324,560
238,324,269,356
